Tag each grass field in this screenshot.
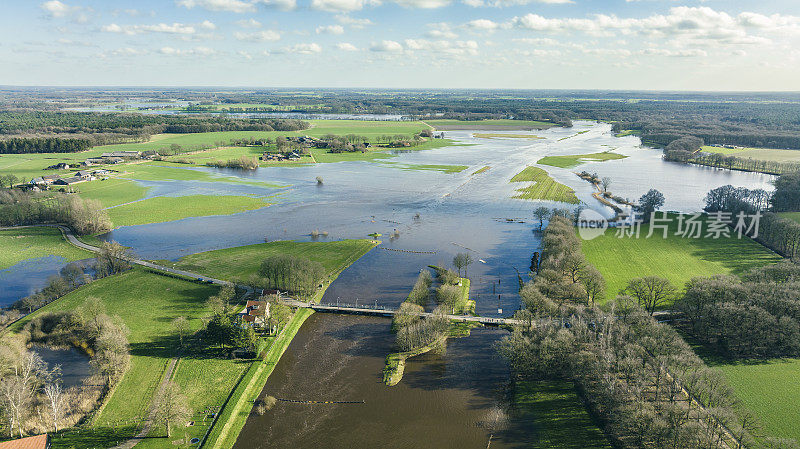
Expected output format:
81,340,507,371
700,146,800,162
580,215,781,301
557,130,590,141
75,178,151,208
165,239,378,285
0,226,92,270
106,194,273,228
510,166,579,204
512,380,611,449
7,268,219,428
425,119,556,131
537,151,627,169
472,166,490,175
778,212,800,224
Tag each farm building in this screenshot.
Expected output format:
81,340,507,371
0,434,50,449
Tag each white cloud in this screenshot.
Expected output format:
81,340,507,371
159,46,217,56
284,43,323,54
234,30,281,41
236,18,262,28
334,15,372,28
336,42,359,51
465,19,499,31
102,22,197,35
393,0,450,8
370,40,403,52
466,0,571,7
426,22,457,39
404,38,479,55
200,20,217,30
640,48,708,58
254,0,297,11
316,25,345,34
40,1,72,17
176,0,256,13
311,0,379,12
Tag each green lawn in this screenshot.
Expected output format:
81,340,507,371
8,268,219,428
778,212,800,224
537,151,627,169
165,239,378,285
512,380,611,449
426,119,556,130
701,146,800,162
106,194,273,228
76,178,151,208
581,216,781,301
510,166,579,204
0,227,92,270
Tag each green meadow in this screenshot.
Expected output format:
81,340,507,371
510,166,579,204
537,151,627,169
580,215,780,301
0,226,92,269
164,239,378,285
513,381,611,449
106,194,273,228
700,146,800,162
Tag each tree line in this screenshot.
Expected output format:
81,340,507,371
675,261,800,359
0,190,111,235
259,254,326,298
500,215,786,449
0,137,92,154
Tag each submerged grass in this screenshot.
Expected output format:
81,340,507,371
0,226,92,270
537,151,627,169
106,194,273,228
510,166,579,204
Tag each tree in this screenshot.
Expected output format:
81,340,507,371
601,177,612,192
452,253,473,278
624,276,676,315
154,381,192,438
635,189,665,221
172,316,189,348
579,266,606,305
95,241,132,277
533,206,551,230
59,262,85,289
43,379,65,433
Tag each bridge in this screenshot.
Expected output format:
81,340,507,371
281,299,521,326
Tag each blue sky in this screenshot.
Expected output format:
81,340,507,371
1,0,799,89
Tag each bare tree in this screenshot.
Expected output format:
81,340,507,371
452,253,473,278
172,316,190,348
533,206,551,230
601,177,612,192
43,379,65,433
624,276,677,315
154,381,192,438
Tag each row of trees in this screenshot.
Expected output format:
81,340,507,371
258,255,326,298
0,190,111,235
0,137,92,154
501,216,779,448
678,152,800,176
702,183,800,258
675,262,800,359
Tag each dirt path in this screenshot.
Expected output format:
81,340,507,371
109,357,179,449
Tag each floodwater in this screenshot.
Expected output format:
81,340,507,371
234,314,535,449
32,345,92,388
0,256,94,308
3,121,778,446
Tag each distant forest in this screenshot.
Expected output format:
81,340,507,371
1,88,800,151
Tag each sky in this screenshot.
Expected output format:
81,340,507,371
1,0,799,90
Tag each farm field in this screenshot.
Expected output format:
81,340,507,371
700,146,800,162
0,226,92,269
537,151,627,169
106,194,273,228
713,358,800,441
164,239,378,285
510,166,579,204
425,119,556,130
512,380,611,449
580,215,781,301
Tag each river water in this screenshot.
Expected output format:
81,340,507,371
3,121,778,446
